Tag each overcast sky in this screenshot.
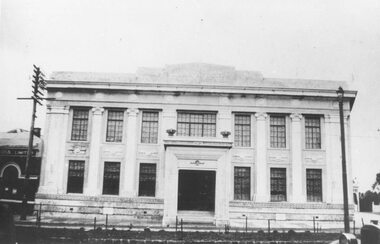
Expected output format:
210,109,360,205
1,0,380,191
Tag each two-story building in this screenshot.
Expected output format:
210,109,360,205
36,63,357,228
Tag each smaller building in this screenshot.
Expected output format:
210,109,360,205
0,128,42,213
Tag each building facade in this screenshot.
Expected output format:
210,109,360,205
36,63,357,228
0,128,42,212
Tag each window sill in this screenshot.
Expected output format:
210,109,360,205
232,146,254,149
138,142,159,146
103,141,124,145
68,140,90,143
268,148,290,151
138,195,156,198
303,149,326,152
101,194,120,197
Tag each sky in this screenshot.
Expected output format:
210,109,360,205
1,0,380,191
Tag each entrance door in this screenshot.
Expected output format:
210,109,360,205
177,170,216,211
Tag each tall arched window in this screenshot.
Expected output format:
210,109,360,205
1,165,20,199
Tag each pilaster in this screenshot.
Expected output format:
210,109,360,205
218,109,232,138
162,108,177,137
38,105,69,194
255,112,268,202
121,108,139,197
290,113,304,202
84,107,104,195
325,114,343,203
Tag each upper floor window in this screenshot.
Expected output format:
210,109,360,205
71,109,89,141
141,111,159,144
234,114,251,147
177,111,216,137
306,169,322,202
305,116,321,149
270,168,287,202
270,115,286,148
106,110,124,142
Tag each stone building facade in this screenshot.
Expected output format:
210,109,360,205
36,63,357,228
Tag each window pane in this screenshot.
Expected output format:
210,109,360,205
67,160,85,193
138,163,156,197
141,111,159,143
103,162,120,195
234,114,251,147
270,115,286,148
234,167,250,200
106,110,124,142
305,116,321,149
307,169,322,202
270,168,286,201
71,109,89,141
177,112,216,137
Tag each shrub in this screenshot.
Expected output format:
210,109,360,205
287,229,296,240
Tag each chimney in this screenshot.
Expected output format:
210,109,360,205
33,128,41,137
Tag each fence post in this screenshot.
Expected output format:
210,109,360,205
180,218,183,240
175,216,178,232
94,217,97,230
267,219,271,238
105,214,108,230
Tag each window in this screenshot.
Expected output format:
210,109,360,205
270,115,286,148
102,162,120,195
106,110,124,142
270,168,286,201
138,163,156,197
234,114,251,147
234,167,250,200
305,116,321,149
67,160,85,193
71,109,89,141
307,169,322,202
177,112,216,137
141,111,159,143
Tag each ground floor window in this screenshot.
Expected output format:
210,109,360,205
270,168,287,201
306,169,322,202
102,162,121,195
234,167,250,200
138,163,156,197
67,160,85,193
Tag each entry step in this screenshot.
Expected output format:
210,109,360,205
177,211,215,225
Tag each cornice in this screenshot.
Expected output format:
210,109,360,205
46,80,357,101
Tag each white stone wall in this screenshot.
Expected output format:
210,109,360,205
37,88,355,227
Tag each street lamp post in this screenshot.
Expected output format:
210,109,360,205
313,216,319,233
242,214,248,233
337,86,350,233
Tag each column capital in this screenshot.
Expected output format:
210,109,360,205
91,107,104,115
127,108,139,116
290,113,303,121
255,112,268,121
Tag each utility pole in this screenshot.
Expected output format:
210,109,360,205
337,86,350,233
18,65,46,220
